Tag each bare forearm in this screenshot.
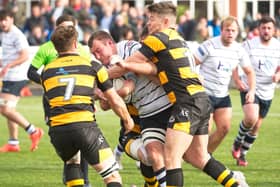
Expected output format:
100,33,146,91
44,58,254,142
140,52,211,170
123,62,157,75
247,70,256,92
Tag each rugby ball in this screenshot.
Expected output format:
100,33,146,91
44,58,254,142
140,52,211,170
113,77,132,103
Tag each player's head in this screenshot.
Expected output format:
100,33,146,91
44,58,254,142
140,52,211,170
0,9,14,32
55,14,76,27
220,16,239,46
88,30,117,66
146,1,177,34
258,16,276,42
51,25,78,53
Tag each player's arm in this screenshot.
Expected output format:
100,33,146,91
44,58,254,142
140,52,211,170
0,48,29,77
118,51,157,75
242,65,256,103
232,66,247,91
272,66,280,83
96,64,134,132
27,65,41,84
103,88,134,133
28,44,49,84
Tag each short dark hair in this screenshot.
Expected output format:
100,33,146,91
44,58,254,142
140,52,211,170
51,26,78,53
0,9,14,20
147,1,176,17
55,14,76,27
258,16,275,26
88,30,114,48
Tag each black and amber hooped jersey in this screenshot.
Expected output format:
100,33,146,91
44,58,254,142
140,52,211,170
41,54,113,127
139,28,206,104
126,104,141,134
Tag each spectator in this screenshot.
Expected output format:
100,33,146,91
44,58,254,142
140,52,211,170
22,2,50,39
247,21,259,39
27,24,46,45
181,10,197,41
110,14,130,42
99,2,114,32
208,16,221,37
195,17,209,43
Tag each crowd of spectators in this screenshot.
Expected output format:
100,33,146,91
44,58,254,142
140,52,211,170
1,0,280,46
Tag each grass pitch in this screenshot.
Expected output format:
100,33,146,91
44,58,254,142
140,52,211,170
0,89,279,187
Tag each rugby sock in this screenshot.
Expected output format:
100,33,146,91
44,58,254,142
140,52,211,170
65,164,84,187
241,133,257,155
25,124,36,134
115,144,124,154
166,168,183,187
140,162,159,187
154,167,166,187
107,182,122,187
8,139,19,145
203,157,239,187
80,155,90,185
235,121,251,143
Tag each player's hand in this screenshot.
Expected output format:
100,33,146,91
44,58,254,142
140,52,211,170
110,55,123,65
235,80,247,91
272,72,280,83
245,89,255,104
0,65,10,77
123,116,134,134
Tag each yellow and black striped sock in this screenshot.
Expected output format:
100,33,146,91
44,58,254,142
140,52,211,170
140,162,159,187
65,164,84,187
203,157,239,187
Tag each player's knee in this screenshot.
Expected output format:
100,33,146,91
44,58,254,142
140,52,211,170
104,171,122,186
243,117,258,127
217,124,230,136
145,142,164,165
138,145,152,166
0,98,17,116
65,164,84,187
98,158,121,182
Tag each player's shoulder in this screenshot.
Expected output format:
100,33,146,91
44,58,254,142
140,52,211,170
38,41,54,50
117,40,140,49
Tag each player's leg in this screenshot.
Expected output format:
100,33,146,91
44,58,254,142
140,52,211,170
65,151,85,187
184,135,243,187
165,128,192,186
141,108,171,187
0,84,43,151
83,126,122,187
232,92,258,159
238,98,271,166
140,162,159,187
0,119,20,152
208,96,232,153
80,154,91,187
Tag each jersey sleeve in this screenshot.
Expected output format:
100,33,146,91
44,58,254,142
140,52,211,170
193,40,211,63
139,34,166,60
31,42,56,69
91,60,113,92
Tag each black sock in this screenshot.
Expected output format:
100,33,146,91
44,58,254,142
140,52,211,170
166,168,183,187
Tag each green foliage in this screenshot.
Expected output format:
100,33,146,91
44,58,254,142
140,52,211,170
0,89,279,186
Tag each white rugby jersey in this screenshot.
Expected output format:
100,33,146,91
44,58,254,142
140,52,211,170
241,37,280,100
116,40,172,118
1,25,29,81
194,36,251,97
